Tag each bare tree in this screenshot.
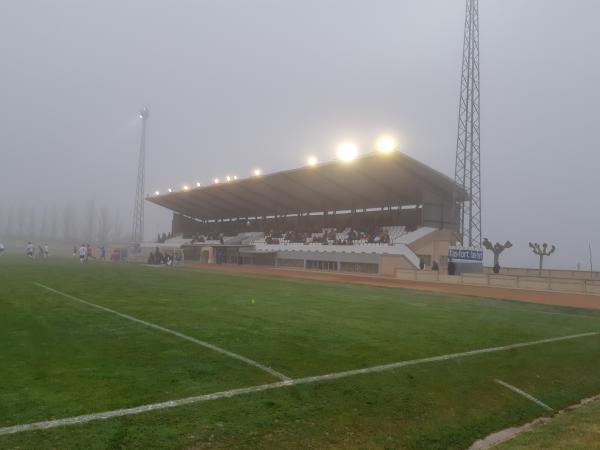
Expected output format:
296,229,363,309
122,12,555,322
483,238,512,274
39,207,48,240
63,203,76,243
97,203,111,245
27,204,36,239
84,198,96,243
112,210,124,243
50,204,58,241
5,204,14,237
17,204,26,238
529,242,556,276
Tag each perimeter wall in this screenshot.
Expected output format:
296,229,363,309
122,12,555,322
396,269,600,295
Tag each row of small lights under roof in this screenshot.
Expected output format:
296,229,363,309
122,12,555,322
153,135,398,196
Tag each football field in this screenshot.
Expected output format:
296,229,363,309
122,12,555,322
1,255,600,449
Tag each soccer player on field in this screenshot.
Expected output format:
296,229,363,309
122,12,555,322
79,244,87,264
26,241,34,258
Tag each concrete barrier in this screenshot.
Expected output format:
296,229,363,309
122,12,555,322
438,274,461,284
416,271,440,282
488,275,519,289
395,268,600,296
461,273,489,286
585,281,600,295
517,277,551,291
484,266,600,281
549,278,586,294
396,270,418,281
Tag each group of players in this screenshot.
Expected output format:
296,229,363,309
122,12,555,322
25,241,49,258
0,242,110,263
75,244,107,263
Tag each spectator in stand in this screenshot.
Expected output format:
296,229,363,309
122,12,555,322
381,231,391,244
348,229,357,243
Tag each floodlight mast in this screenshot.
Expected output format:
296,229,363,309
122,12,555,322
131,106,149,245
454,0,482,248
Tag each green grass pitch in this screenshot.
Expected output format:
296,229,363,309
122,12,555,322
1,255,600,449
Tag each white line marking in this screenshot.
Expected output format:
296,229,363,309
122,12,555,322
34,282,290,382
495,379,554,411
1,330,596,436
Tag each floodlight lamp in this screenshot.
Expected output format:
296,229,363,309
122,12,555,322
196,182,201,187
376,135,397,154
307,156,318,167
168,188,173,193
183,185,189,191
155,190,160,196
337,142,358,162
253,168,262,176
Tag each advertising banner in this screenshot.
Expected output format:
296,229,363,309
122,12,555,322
448,246,483,263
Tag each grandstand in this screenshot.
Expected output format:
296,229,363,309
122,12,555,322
147,151,467,275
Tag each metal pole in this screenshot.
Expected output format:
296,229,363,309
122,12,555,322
131,107,149,245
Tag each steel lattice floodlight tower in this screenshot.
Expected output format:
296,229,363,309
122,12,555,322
131,106,149,244
454,0,482,248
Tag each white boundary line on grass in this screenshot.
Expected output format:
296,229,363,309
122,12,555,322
34,282,291,382
1,330,597,436
494,379,554,411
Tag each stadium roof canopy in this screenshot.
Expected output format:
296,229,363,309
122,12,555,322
147,152,467,221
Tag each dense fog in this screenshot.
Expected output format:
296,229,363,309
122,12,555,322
1,0,599,269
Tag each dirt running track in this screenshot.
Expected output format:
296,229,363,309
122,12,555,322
184,263,600,311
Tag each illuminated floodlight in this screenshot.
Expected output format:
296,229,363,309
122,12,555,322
155,190,160,196
183,185,189,191
337,142,358,162
196,182,201,187
253,168,262,176
233,175,238,180
168,188,173,193
214,178,220,184
226,176,231,182
376,135,397,154
307,156,318,167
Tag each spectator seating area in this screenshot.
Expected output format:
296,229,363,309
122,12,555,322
257,226,411,246
164,226,432,249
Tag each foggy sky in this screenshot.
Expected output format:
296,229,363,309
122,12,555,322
1,0,599,269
